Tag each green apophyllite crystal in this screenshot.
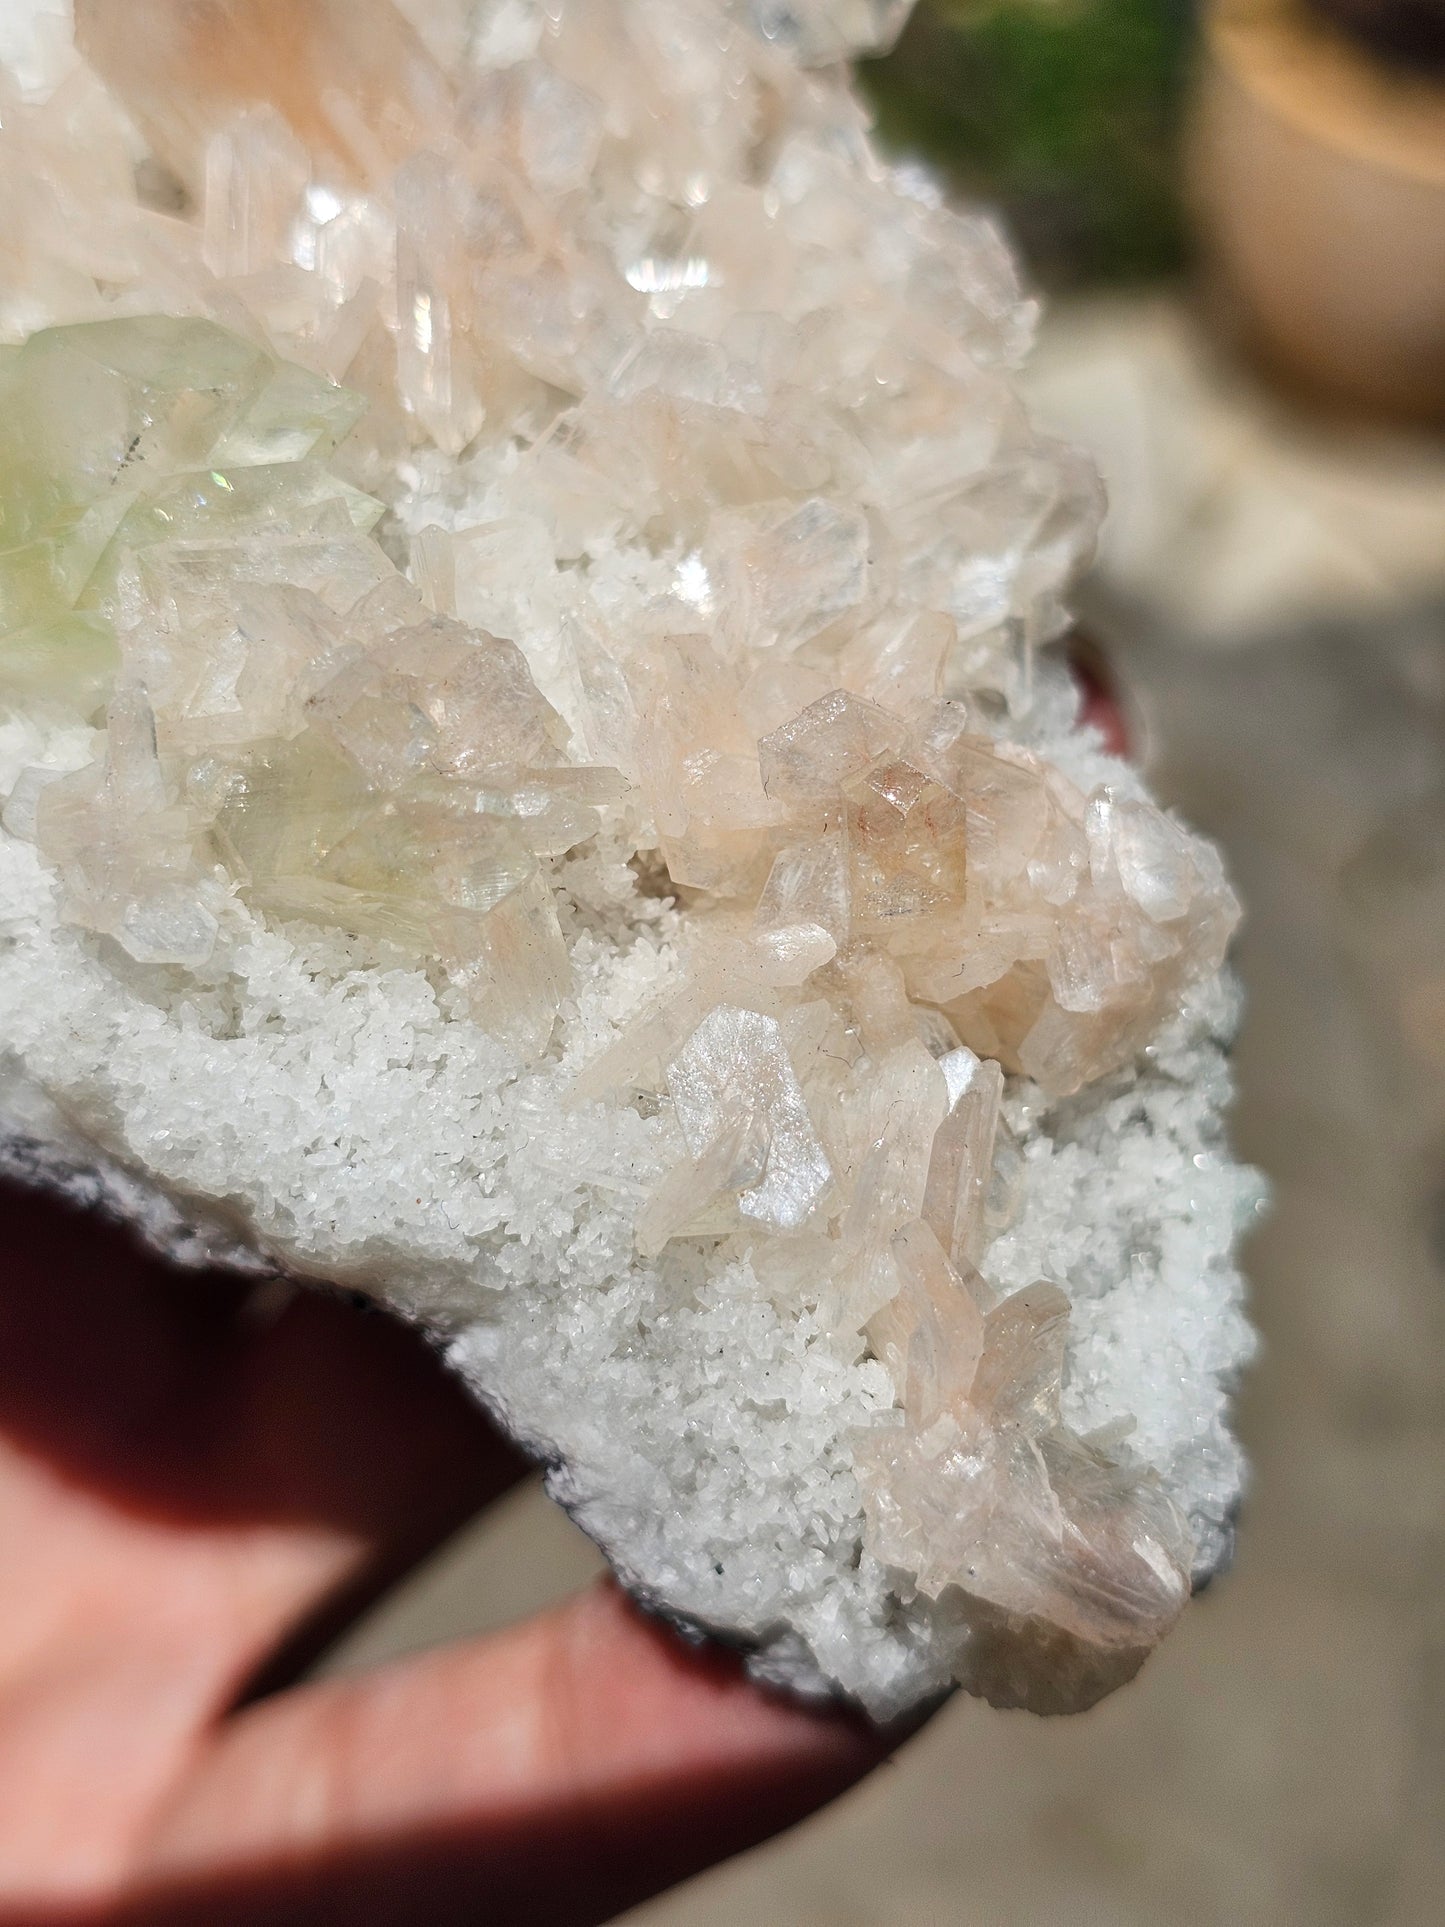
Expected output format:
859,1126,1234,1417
0,612,119,712
9,312,584,1052
80,462,384,614
0,316,367,717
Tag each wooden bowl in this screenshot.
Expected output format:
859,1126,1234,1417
1191,0,1445,424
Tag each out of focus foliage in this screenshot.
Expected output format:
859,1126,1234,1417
861,0,1195,287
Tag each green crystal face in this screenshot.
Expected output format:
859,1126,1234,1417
0,612,118,714
10,314,605,1056
0,316,365,715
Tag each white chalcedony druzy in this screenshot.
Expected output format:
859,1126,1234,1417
0,0,1260,1718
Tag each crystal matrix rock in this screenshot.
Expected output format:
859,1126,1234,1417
0,1,1259,1722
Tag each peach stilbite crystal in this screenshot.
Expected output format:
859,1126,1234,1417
860,1221,1193,1708
0,0,1258,1718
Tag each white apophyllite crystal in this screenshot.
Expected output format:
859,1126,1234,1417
0,0,1262,1719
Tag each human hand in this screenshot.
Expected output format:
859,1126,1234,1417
0,1186,893,1927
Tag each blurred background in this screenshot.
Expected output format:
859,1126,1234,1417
319,4,1445,1921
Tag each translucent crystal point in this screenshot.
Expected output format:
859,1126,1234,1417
829,1023,949,1330
856,1222,1194,1710
759,691,906,816
921,1046,1004,1270
644,1003,833,1247
868,1219,985,1433
846,758,969,939
33,682,219,967
305,615,572,786
709,499,870,652
75,0,452,192
203,107,313,282
394,151,494,457
755,832,851,949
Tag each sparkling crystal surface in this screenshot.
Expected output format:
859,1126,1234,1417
0,0,1247,1709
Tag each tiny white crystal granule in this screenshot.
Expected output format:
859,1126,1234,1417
0,1,1261,1719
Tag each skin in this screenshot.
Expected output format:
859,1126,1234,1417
0,1187,896,1926
0,675,1124,1927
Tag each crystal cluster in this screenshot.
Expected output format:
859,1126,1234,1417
0,1,1245,1705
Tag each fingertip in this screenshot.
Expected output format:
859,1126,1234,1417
557,1577,893,1780
1069,632,1132,760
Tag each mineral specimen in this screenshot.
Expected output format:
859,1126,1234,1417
0,0,1260,1719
